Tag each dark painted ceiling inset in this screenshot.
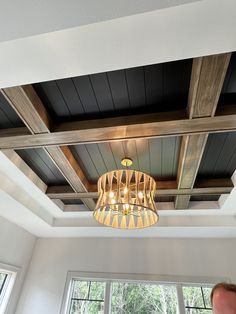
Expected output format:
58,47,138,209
219,52,236,106
198,132,236,179
34,59,192,122
0,93,24,129
17,148,67,185
71,137,181,184
190,195,220,202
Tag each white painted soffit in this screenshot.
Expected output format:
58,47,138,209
0,151,236,238
0,0,235,88
0,0,201,42
219,170,236,211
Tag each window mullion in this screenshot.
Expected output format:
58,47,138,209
176,284,185,314
104,281,112,314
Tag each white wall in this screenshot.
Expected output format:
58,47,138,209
0,216,36,314
16,237,236,314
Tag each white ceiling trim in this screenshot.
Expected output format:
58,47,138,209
0,0,235,88
0,0,200,42
0,151,236,238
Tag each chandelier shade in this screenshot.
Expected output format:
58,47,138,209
94,169,158,229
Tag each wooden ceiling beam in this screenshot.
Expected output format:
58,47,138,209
175,53,231,209
46,178,233,200
0,107,235,150
1,86,51,133
1,85,96,210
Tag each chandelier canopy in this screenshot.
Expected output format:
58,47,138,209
94,159,158,229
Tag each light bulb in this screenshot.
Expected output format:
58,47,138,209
109,191,114,198
124,187,128,194
125,203,129,210
111,199,116,204
138,191,143,199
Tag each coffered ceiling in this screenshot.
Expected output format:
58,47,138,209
0,0,236,237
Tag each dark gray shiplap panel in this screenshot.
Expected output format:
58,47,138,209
106,70,130,110
62,199,83,205
144,64,163,108
72,76,100,114
198,132,236,178
221,52,236,93
125,67,146,108
136,139,151,175
89,73,114,112
56,79,85,115
149,138,162,177
85,144,108,176
0,93,24,129
190,195,220,202
97,143,117,171
35,81,70,117
155,196,174,202
162,137,180,178
108,142,126,169
34,58,192,121
72,137,180,183
219,52,236,105
17,148,67,185
70,145,99,183
163,59,192,110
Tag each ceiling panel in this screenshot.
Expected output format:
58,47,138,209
0,93,24,129
17,148,67,185
34,58,192,122
71,137,181,184
198,132,236,179
190,195,220,202
219,52,236,105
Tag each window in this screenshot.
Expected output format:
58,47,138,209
62,273,214,314
183,285,212,313
111,282,178,314
68,280,105,314
0,273,8,295
0,264,18,314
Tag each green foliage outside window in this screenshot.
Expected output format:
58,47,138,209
111,282,177,314
68,279,212,314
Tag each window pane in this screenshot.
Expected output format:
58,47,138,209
0,273,7,293
72,281,90,299
202,287,212,308
70,300,104,314
89,282,105,300
72,280,105,301
111,282,178,314
183,286,204,308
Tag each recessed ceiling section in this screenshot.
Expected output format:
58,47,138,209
62,199,84,205
70,137,181,184
190,195,220,202
17,148,67,186
34,59,192,123
0,93,24,129
197,132,236,179
219,52,236,106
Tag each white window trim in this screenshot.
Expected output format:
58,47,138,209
0,263,19,314
60,271,228,314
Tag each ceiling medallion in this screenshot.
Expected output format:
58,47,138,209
94,158,158,229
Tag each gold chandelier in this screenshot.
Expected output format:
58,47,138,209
94,158,158,229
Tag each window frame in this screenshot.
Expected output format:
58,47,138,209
60,272,226,314
0,263,18,314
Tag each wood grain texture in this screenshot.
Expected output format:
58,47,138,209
46,178,233,200
2,85,95,210
175,53,231,209
1,85,51,133
188,53,231,118
0,112,235,150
